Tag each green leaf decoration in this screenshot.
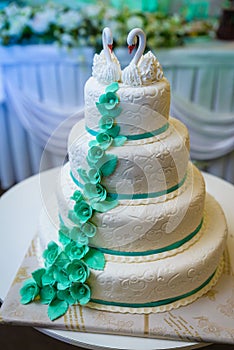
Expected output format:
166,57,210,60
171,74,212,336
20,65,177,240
83,248,106,271
91,198,118,212
106,125,120,138
105,82,119,93
32,268,46,288
99,154,118,177
77,168,89,183
48,298,69,321
113,135,127,147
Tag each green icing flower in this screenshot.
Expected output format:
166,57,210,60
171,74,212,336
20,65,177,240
65,241,89,260
41,266,55,286
40,285,56,305
53,266,71,290
88,168,101,184
71,190,83,203
20,279,40,304
67,260,90,283
96,132,113,150
57,288,75,305
70,282,91,305
84,183,107,203
80,221,97,238
87,145,104,164
99,91,119,110
98,116,114,131
43,241,62,267
73,200,93,223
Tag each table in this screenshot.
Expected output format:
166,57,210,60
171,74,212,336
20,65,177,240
0,167,234,349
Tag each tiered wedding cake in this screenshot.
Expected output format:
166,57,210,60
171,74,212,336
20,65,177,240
20,28,227,320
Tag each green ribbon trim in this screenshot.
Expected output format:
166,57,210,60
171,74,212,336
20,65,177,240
86,123,169,141
90,269,216,309
91,219,203,257
70,171,187,200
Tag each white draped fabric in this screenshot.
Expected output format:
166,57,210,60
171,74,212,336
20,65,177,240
171,93,234,160
0,45,94,189
0,41,233,189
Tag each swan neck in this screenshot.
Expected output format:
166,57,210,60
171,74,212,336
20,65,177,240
132,31,146,66
102,29,112,64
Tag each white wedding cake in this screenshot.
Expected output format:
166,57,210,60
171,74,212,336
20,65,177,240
20,28,227,321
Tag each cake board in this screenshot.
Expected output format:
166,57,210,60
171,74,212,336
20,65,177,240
0,168,234,349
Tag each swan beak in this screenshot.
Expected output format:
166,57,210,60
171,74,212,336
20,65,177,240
128,44,136,54
108,44,113,52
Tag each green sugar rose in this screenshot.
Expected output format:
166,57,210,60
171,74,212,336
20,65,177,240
88,168,101,184
80,221,97,238
99,116,114,131
64,241,89,260
43,241,62,267
84,183,107,203
87,145,105,164
20,279,39,304
73,200,93,223
96,132,113,150
70,190,83,203
67,260,90,283
70,282,91,305
40,285,56,304
99,91,119,110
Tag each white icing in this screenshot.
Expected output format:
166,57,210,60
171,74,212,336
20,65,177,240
69,118,189,196
88,194,227,305
38,193,227,311
57,162,205,254
84,77,171,132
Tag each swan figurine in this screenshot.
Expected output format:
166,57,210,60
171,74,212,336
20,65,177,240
92,27,121,84
122,28,164,86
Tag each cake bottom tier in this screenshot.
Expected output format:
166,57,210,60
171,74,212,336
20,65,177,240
39,193,227,314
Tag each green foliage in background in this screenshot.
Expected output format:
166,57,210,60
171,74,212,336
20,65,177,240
0,1,218,50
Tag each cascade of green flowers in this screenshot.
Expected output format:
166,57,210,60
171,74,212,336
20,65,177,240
19,81,126,321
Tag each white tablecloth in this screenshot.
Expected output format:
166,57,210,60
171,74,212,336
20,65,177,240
0,40,233,189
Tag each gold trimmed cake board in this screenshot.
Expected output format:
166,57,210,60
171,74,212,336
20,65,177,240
1,234,234,345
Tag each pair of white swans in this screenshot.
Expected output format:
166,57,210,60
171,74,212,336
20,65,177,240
92,27,164,86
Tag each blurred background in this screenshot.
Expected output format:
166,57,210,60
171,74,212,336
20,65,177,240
0,0,233,191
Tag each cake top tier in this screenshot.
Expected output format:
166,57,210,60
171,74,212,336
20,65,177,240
92,27,164,87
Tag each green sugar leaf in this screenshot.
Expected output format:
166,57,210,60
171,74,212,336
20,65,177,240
105,82,119,93
106,125,120,138
91,198,118,212
99,154,118,177
83,248,106,270
48,298,69,321
113,135,127,147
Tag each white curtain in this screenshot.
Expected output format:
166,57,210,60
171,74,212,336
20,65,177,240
171,93,234,160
